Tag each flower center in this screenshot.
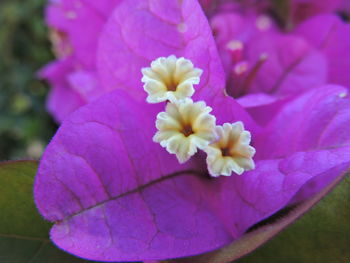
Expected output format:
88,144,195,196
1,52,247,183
182,124,194,137
221,147,231,157
165,76,179,92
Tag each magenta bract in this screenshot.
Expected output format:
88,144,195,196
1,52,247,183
34,87,350,261
41,0,121,122
295,14,350,89
35,0,350,261
209,7,350,125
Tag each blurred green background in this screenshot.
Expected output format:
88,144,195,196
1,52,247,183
0,0,57,161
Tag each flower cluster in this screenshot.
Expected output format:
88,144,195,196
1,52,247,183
142,56,255,176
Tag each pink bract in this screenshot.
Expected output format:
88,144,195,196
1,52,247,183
209,8,350,124
35,0,350,261
41,0,121,122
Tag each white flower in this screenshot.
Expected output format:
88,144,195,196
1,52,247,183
204,122,255,177
141,55,202,103
153,99,217,163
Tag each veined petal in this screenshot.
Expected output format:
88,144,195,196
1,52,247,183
34,89,324,262
254,85,350,203
97,0,226,104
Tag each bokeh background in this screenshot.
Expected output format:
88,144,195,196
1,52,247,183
0,0,57,161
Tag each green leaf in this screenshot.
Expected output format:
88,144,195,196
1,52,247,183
0,160,91,263
237,174,350,263
162,171,349,263
0,160,50,238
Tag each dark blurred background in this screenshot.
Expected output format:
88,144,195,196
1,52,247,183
0,0,57,160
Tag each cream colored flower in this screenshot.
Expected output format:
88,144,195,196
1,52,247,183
153,99,217,163
204,122,255,177
141,55,202,103
49,28,72,58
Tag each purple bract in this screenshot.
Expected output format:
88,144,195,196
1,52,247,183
35,0,350,261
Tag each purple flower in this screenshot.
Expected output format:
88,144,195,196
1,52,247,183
41,0,272,123
40,0,121,122
209,8,350,125
41,0,350,125
40,0,230,122
34,0,350,261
